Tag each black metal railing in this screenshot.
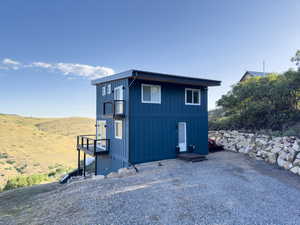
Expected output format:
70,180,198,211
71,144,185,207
77,135,110,155
103,100,125,118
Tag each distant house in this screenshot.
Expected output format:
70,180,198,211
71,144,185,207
240,71,272,82
76,69,221,176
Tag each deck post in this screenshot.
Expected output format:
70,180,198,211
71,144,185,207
77,149,80,176
95,155,98,176
83,153,86,177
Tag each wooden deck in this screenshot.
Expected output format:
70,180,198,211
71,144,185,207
177,152,207,162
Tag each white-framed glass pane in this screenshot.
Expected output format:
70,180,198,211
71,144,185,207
96,120,106,149
115,120,123,139
151,86,160,102
193,90,199,104
186,90,193,103
114,86,123,100
115,101,123,114
107,84,111,94
102,86,106,96
143,85,151,102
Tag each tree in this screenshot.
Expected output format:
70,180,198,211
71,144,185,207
291,50,300,71
214,71,300,131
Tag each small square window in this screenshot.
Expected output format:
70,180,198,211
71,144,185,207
102,86,106,96
141,84,161,104
185,88,200,105
114,120,123,139
107,84,111,95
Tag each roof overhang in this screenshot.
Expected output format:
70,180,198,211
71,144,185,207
91,69,221,87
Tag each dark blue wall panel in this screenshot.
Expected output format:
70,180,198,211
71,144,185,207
96,78,129,174
129,79,208,164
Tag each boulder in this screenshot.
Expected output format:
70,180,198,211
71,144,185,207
270,146,282,154
118,167,136,177
277,157,286,168
286,151,296,162
292,142,299,152
290,166,300,175
106,172,119,178
293,159,300,167
283,162,293,170
266,153,277,164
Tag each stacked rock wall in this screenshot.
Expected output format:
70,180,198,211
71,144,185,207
209,131,300,175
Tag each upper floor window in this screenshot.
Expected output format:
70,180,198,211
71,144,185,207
107,84,111,95
102,86,106,96
185,88,200,105
114,86,123,100
141,84,161,104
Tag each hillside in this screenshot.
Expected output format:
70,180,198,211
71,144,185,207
0,114,95,190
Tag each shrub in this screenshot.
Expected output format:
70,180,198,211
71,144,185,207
210,69,300,134
0,153,8,159
15,164,27,174
3,174,49,191
6,160,15,165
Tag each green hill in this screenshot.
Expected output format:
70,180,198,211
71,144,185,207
0,114,95,190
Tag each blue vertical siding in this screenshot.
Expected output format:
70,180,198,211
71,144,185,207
129,79,208,164
95,78,129,174
95,76,209,170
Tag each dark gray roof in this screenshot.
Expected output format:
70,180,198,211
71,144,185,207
246,71,271,77
91,69,221,87
240,70,272,82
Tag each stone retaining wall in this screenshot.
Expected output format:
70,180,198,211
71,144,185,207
209,131,300,176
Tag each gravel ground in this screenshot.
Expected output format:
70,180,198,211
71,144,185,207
1,151,300,225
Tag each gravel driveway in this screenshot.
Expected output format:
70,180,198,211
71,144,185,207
1,151,300,225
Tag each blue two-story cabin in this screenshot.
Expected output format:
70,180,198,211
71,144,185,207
76,69,221,176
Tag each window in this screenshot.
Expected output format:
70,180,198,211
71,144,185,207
141,84,161,104
102,86,106,96
114,120,123,139
185,88,200,105
114,86,123,100
96,120,107,149
107,84,111,95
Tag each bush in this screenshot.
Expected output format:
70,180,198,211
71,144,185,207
0,153,8,159
3,174,49,191
6,160,15,165
211,70,300,134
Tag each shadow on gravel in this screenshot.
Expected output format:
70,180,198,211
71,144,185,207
0,182,60,217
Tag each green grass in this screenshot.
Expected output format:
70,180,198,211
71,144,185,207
0,114,95,190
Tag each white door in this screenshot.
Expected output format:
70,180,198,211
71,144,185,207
178,122,187,152
96,120,106,149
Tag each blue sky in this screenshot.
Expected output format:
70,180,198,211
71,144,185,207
0,0,299,118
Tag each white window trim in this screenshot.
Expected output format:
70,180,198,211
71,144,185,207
114,86,124,100
141,84,161,104
185,88,201,105
96,120,107,149
102,86,106,96
107,84,111,95
114,120,123,139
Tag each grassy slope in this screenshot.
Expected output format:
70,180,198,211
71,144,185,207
0,114,95,189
